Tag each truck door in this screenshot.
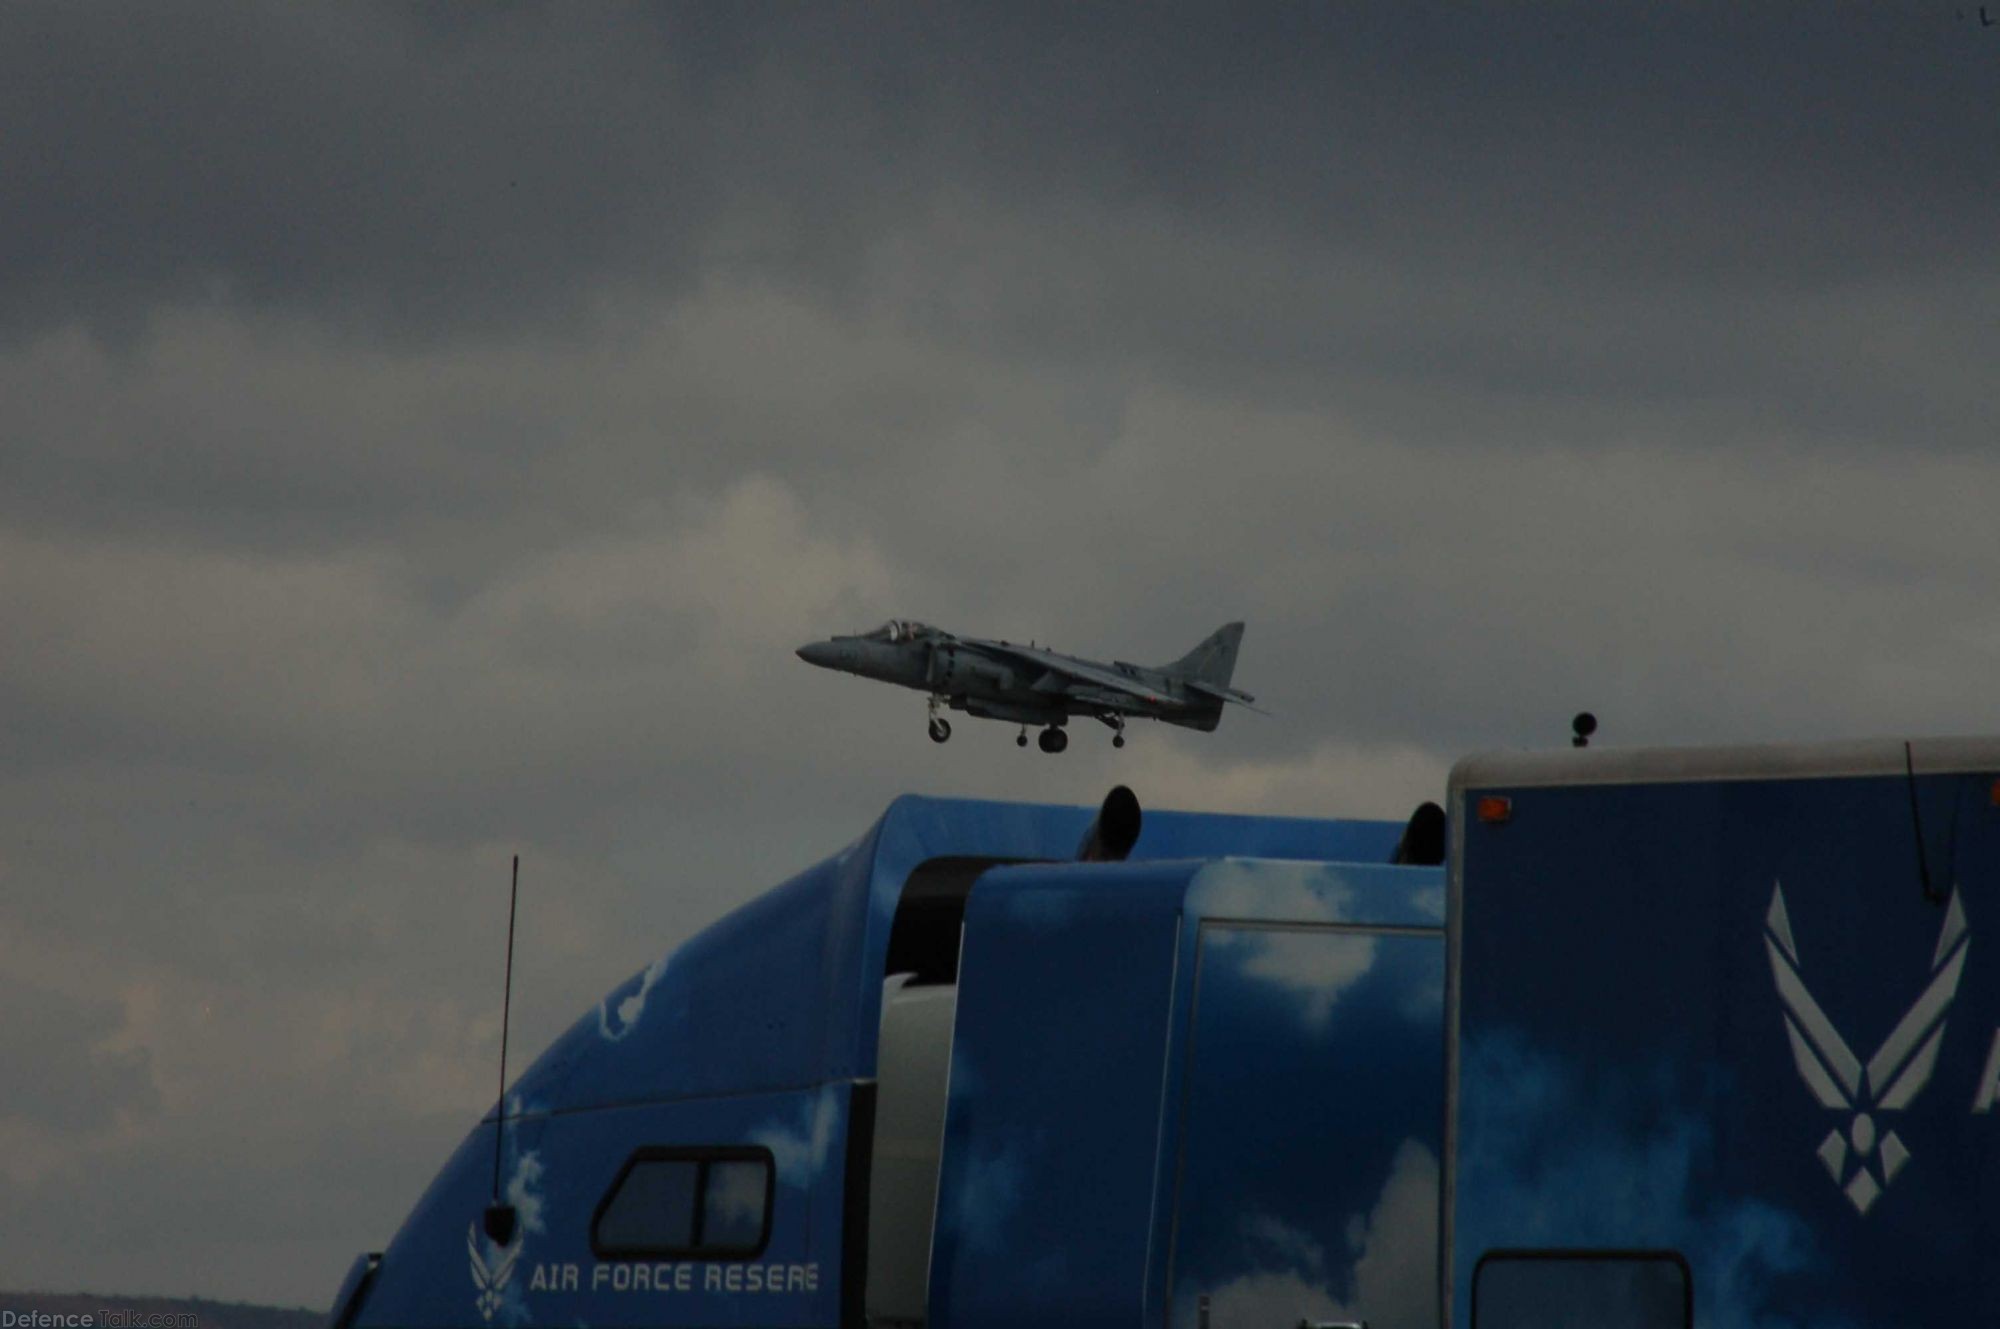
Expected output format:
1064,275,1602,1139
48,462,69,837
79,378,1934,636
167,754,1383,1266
1167,923,1445,1329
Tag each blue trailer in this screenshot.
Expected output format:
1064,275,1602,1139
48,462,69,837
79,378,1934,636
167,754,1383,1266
1448,738,2000,1327
327,737,2000,1329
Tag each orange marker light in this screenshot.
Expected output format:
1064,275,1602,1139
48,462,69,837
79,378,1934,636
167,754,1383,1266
1991,778,2000,808
1476,795,1513,824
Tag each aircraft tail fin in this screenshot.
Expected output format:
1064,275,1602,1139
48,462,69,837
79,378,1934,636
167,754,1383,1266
1159,622,1244,687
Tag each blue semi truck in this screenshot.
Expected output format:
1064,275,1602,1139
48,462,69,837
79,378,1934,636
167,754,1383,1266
327,736,2000,1329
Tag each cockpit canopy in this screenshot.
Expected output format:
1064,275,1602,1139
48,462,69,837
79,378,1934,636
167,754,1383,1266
861,619,936,644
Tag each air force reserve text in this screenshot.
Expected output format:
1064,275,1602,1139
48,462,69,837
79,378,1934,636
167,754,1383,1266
526,1262,820,1295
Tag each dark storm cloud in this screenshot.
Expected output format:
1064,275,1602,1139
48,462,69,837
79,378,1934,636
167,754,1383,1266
6,6,1994,341
4,4,720,339
0,975,158,1132
3,4,1993,565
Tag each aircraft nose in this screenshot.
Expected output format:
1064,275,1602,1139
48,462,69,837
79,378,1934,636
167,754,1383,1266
796,640,839,668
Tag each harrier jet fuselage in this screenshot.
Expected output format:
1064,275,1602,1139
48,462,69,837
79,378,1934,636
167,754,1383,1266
795,620,1258,751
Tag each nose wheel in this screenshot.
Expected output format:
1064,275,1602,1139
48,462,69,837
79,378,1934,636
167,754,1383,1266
1037,726,1068,754
927,696,951,743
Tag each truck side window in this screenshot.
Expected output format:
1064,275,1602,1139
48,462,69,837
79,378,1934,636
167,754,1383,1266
592,1148,774,1259
1473,1250,1690,1329
702,1157,771,1249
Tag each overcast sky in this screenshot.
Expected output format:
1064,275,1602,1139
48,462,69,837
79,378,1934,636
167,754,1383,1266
3,3,1997,1307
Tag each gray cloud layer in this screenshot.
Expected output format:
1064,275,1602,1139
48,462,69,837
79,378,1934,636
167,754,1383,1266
2,2,1996,1307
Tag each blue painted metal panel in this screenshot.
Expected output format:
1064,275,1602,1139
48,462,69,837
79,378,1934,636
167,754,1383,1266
1167,924,1444,1329
929,857,1446,1329
1183,857,1447,930
928,861,1194,1329
1452,770,2000,1327
1145,861,1445,1329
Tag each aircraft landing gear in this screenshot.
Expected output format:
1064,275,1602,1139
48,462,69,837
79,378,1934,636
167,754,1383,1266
1038,726,1068,754
1110,716,1127,749
927,696,951,743
1016,727,1029,748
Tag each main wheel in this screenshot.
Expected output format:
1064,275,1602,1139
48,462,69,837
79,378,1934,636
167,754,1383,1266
1038,727,1068,754
928,718,951,743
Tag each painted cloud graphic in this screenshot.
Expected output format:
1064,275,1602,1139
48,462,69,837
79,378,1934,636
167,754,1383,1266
1178,1139,1438,1329
1457,1032,1839,1329
751,1083,841,1185
597,955,669,1042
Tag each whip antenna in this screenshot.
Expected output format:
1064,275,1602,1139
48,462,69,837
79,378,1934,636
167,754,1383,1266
1903,743,1943,905
484,855,520,1244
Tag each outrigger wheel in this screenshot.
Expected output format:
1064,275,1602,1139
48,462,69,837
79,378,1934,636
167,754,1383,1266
1038,726,1068,754
928,717,951,743
1016,727,1029,747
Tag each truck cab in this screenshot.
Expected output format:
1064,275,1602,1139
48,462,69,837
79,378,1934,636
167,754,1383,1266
331,792,1438,1329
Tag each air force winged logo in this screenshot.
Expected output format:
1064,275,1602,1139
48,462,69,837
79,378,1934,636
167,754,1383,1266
1765,882,1969,1214
468,1222,521,1323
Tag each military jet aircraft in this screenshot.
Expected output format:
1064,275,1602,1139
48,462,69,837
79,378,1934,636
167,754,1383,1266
795,620,1260,751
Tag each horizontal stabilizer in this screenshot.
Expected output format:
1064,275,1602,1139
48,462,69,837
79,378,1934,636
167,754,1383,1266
1186,679,1268,715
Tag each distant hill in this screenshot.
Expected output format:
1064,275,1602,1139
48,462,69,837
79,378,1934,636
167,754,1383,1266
0,1292,319,1329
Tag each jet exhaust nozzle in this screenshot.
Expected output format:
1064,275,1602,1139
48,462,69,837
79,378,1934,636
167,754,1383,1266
1078,785,1143,862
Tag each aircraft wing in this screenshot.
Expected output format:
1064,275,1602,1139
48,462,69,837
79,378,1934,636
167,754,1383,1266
962,639,1175,706
1064,685,1155,713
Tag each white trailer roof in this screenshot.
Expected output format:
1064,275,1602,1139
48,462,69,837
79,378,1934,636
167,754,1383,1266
1450,733,2000,792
